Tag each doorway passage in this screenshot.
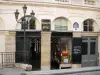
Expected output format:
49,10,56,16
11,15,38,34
82,37,98,67
51,32,72,69
16,32,41,70
29,38,41,70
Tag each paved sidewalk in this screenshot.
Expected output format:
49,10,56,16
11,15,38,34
0,67,25,75
0,66,100,75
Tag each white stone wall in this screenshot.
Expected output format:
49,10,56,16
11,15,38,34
0,4,100,31
0,1,100,67
0,32,5,52
0,0,100,7
0,31,5,64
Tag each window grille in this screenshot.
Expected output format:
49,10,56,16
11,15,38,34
83,19,93,31
54,18,68,32
20,15,36,30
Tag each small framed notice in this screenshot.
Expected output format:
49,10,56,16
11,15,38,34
64,58,68,63
41,19,51,31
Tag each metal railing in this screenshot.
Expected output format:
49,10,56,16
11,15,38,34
0,52,28,67
0,52,15,67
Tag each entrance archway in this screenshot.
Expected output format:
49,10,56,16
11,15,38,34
82,36,98,67
16,31,41,70
16,15,40,30
51,32,72,69
15,15,41,70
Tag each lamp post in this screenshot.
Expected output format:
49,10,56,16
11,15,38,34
15,4,35,63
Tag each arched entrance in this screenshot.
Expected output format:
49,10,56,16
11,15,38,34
82,19,98,67
16,15,41,70
51,17,72,69
29,37,41,70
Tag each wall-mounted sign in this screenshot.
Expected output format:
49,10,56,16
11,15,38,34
42,19,51,31
72,38,82,64
73,22,79,30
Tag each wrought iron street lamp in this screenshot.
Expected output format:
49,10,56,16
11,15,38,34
30,10,35,18
14,4,35,63
15,9,19,21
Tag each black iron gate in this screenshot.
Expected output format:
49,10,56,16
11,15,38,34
16,31,41,70
29,37,41,70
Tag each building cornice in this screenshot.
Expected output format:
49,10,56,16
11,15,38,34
0,1,100,11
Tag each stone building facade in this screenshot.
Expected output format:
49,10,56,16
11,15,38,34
0,0,100,70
